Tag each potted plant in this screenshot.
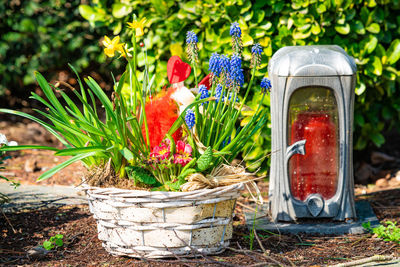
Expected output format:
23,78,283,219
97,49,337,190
0,20,271,258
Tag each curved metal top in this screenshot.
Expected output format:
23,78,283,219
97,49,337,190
268,45,357,77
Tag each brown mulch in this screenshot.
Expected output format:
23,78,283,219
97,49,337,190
1,121,400,266
0,193,399,267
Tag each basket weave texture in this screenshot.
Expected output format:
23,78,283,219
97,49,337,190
83,183,244,258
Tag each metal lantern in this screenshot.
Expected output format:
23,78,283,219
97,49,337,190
268,45,357,222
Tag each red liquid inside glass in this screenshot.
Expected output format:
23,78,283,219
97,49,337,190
289,112,337,201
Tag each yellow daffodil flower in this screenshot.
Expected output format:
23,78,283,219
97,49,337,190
102,36,124,57
127,17,147,37
170,43,183,57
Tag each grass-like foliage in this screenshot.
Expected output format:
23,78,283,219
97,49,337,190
0,21,269,190
363,221,400,244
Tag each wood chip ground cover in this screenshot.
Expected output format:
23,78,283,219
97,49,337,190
1,121,400,266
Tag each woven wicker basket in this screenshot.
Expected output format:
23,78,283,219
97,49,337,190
82,183,244,258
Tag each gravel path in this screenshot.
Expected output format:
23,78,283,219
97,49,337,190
0,183,87,212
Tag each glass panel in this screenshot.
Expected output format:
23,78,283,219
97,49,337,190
288,87,339,201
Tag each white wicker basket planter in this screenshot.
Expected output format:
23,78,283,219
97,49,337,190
82,183,244,258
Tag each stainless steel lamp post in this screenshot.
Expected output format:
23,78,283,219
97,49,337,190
268,45,357,222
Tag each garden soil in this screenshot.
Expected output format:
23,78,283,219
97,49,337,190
1,121,400,266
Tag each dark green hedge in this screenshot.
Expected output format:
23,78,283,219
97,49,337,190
78,0,400,175
0,0,111,97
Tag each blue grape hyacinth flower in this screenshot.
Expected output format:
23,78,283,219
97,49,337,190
208,52,221,78
230,22,243,55
185,109,196,129
251,43,263,69
230,54,244,89
186,31,198,63
260,77,272,93
215,84,224,103
198,85,209,105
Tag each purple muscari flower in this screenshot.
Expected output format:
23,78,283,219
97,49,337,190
230,22,243,55
219,54,230,75
251,43,263,68
186,31,198,44
260,77,272,93
230,54,244,89
198,85,209,105
186,31,198,63
208,53,221,78
185,109,196,129
215,84,224,103
230,22,242,38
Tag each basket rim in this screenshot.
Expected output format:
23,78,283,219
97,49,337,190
81,182,244,197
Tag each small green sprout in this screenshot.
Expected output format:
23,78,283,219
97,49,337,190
42,234,64,251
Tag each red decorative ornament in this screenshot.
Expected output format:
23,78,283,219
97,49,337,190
139,42,144,47
167,56,191,84
143,89,182,150
199,73,211,90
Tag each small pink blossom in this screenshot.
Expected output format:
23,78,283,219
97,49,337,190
150,143,170,161
173,141,192,167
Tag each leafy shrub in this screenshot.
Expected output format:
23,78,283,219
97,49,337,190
0,0,112,97
78,0,400,176
363,221,400,244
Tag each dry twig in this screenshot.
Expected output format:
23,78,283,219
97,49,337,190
1,209,17,234
329,255,394,267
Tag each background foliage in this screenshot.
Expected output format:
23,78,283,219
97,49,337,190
2,0,400,176
0,0,110,98
78,0,400,175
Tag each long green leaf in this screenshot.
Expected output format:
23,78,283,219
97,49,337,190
0,145,59,152
55,146,108,156
35,72,69,119
0,109,70,147
37,152,97,181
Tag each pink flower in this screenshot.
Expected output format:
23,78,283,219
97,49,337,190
150,143,170,161
173,141,192,167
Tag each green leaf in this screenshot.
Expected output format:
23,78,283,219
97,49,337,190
353,20,365,35
370,56,383,76
79,5,105,22
335,23,350,35
258,21,272,31
0,109,69,147
43,241,54,251
54,238,63,247
0,145,59,152
254,10,265,24
370,132,385,147
125,166,158,185
37,152,97,181
355,137,367,150
311,23,321,35
382,106,392,120
316,4,327,13
387,39,400,65
112,3,132,19
242,34,253,46
120,147,134,161
366,23,380,34
355,82,366,96
181,1,197,14
293,29,311,39
354,113,365,126
55,146,107,156
364,35,378,54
